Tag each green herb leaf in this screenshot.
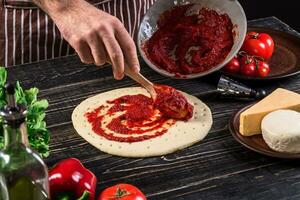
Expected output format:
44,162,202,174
0,67,50,158
25,87,39,105
15,81,26,105
0,67,7,86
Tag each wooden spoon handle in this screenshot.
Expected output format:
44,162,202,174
124,64,151,86
105,60,157,99
124,64,157,99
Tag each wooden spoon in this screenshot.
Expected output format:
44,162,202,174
106,60,157,99
108,62,192,120
124,63,157,100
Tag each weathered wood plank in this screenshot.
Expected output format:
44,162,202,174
6,17,300,199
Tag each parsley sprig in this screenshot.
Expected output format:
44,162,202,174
0,67,50,157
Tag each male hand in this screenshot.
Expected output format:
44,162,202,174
34,0,139,80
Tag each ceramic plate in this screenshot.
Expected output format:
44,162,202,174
221,27,300,81
229,104,300,159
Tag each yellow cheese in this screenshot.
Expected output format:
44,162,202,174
239,88,300,136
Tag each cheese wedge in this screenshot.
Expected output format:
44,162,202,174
240,88,300,136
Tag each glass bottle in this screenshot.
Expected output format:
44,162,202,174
0,83,49,200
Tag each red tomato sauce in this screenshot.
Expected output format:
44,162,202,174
85,94,176,143
154,85,193,120
144,5,234,75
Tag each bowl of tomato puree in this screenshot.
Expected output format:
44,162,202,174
138,0,247,79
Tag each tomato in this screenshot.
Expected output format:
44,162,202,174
242,32,274,60
240,63,256,77
256,61,270,77
98,183,147,200
244,32,257,41
256,33,274,59
223,57,240,73
239,56,256,77
239,55,254,66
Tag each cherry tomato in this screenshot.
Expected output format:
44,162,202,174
256,61,270,77
223,57,240,73
239,56,256,77
239,55,254,66
242,32,274,60
244,32,258,41
98,183,146,200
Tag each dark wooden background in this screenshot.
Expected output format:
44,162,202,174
239,0,299,32
8,17,300,199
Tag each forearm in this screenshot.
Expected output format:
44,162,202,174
32,0,82,18
33,0,139,79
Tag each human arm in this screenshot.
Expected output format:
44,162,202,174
32,0,140,80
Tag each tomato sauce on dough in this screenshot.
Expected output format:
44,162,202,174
144,5,234,75
85,94,176,143
85,85,194,143
154,85,193,120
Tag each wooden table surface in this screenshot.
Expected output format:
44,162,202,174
8,17,300,200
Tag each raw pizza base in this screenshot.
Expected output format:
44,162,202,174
72,87,212,157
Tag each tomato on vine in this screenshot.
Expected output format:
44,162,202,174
242,32,274,60
239,55,256,77
223,56,240,74
256,60,270,77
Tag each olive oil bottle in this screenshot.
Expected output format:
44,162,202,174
0,83,49,200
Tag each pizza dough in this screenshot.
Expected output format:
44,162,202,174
72,87,212,157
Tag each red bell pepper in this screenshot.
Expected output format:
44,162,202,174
49,158,97,200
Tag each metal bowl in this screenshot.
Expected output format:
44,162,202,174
137,0,247,79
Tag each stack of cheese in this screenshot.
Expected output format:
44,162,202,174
239,88,300,153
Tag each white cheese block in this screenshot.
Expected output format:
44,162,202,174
261,109,300,153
